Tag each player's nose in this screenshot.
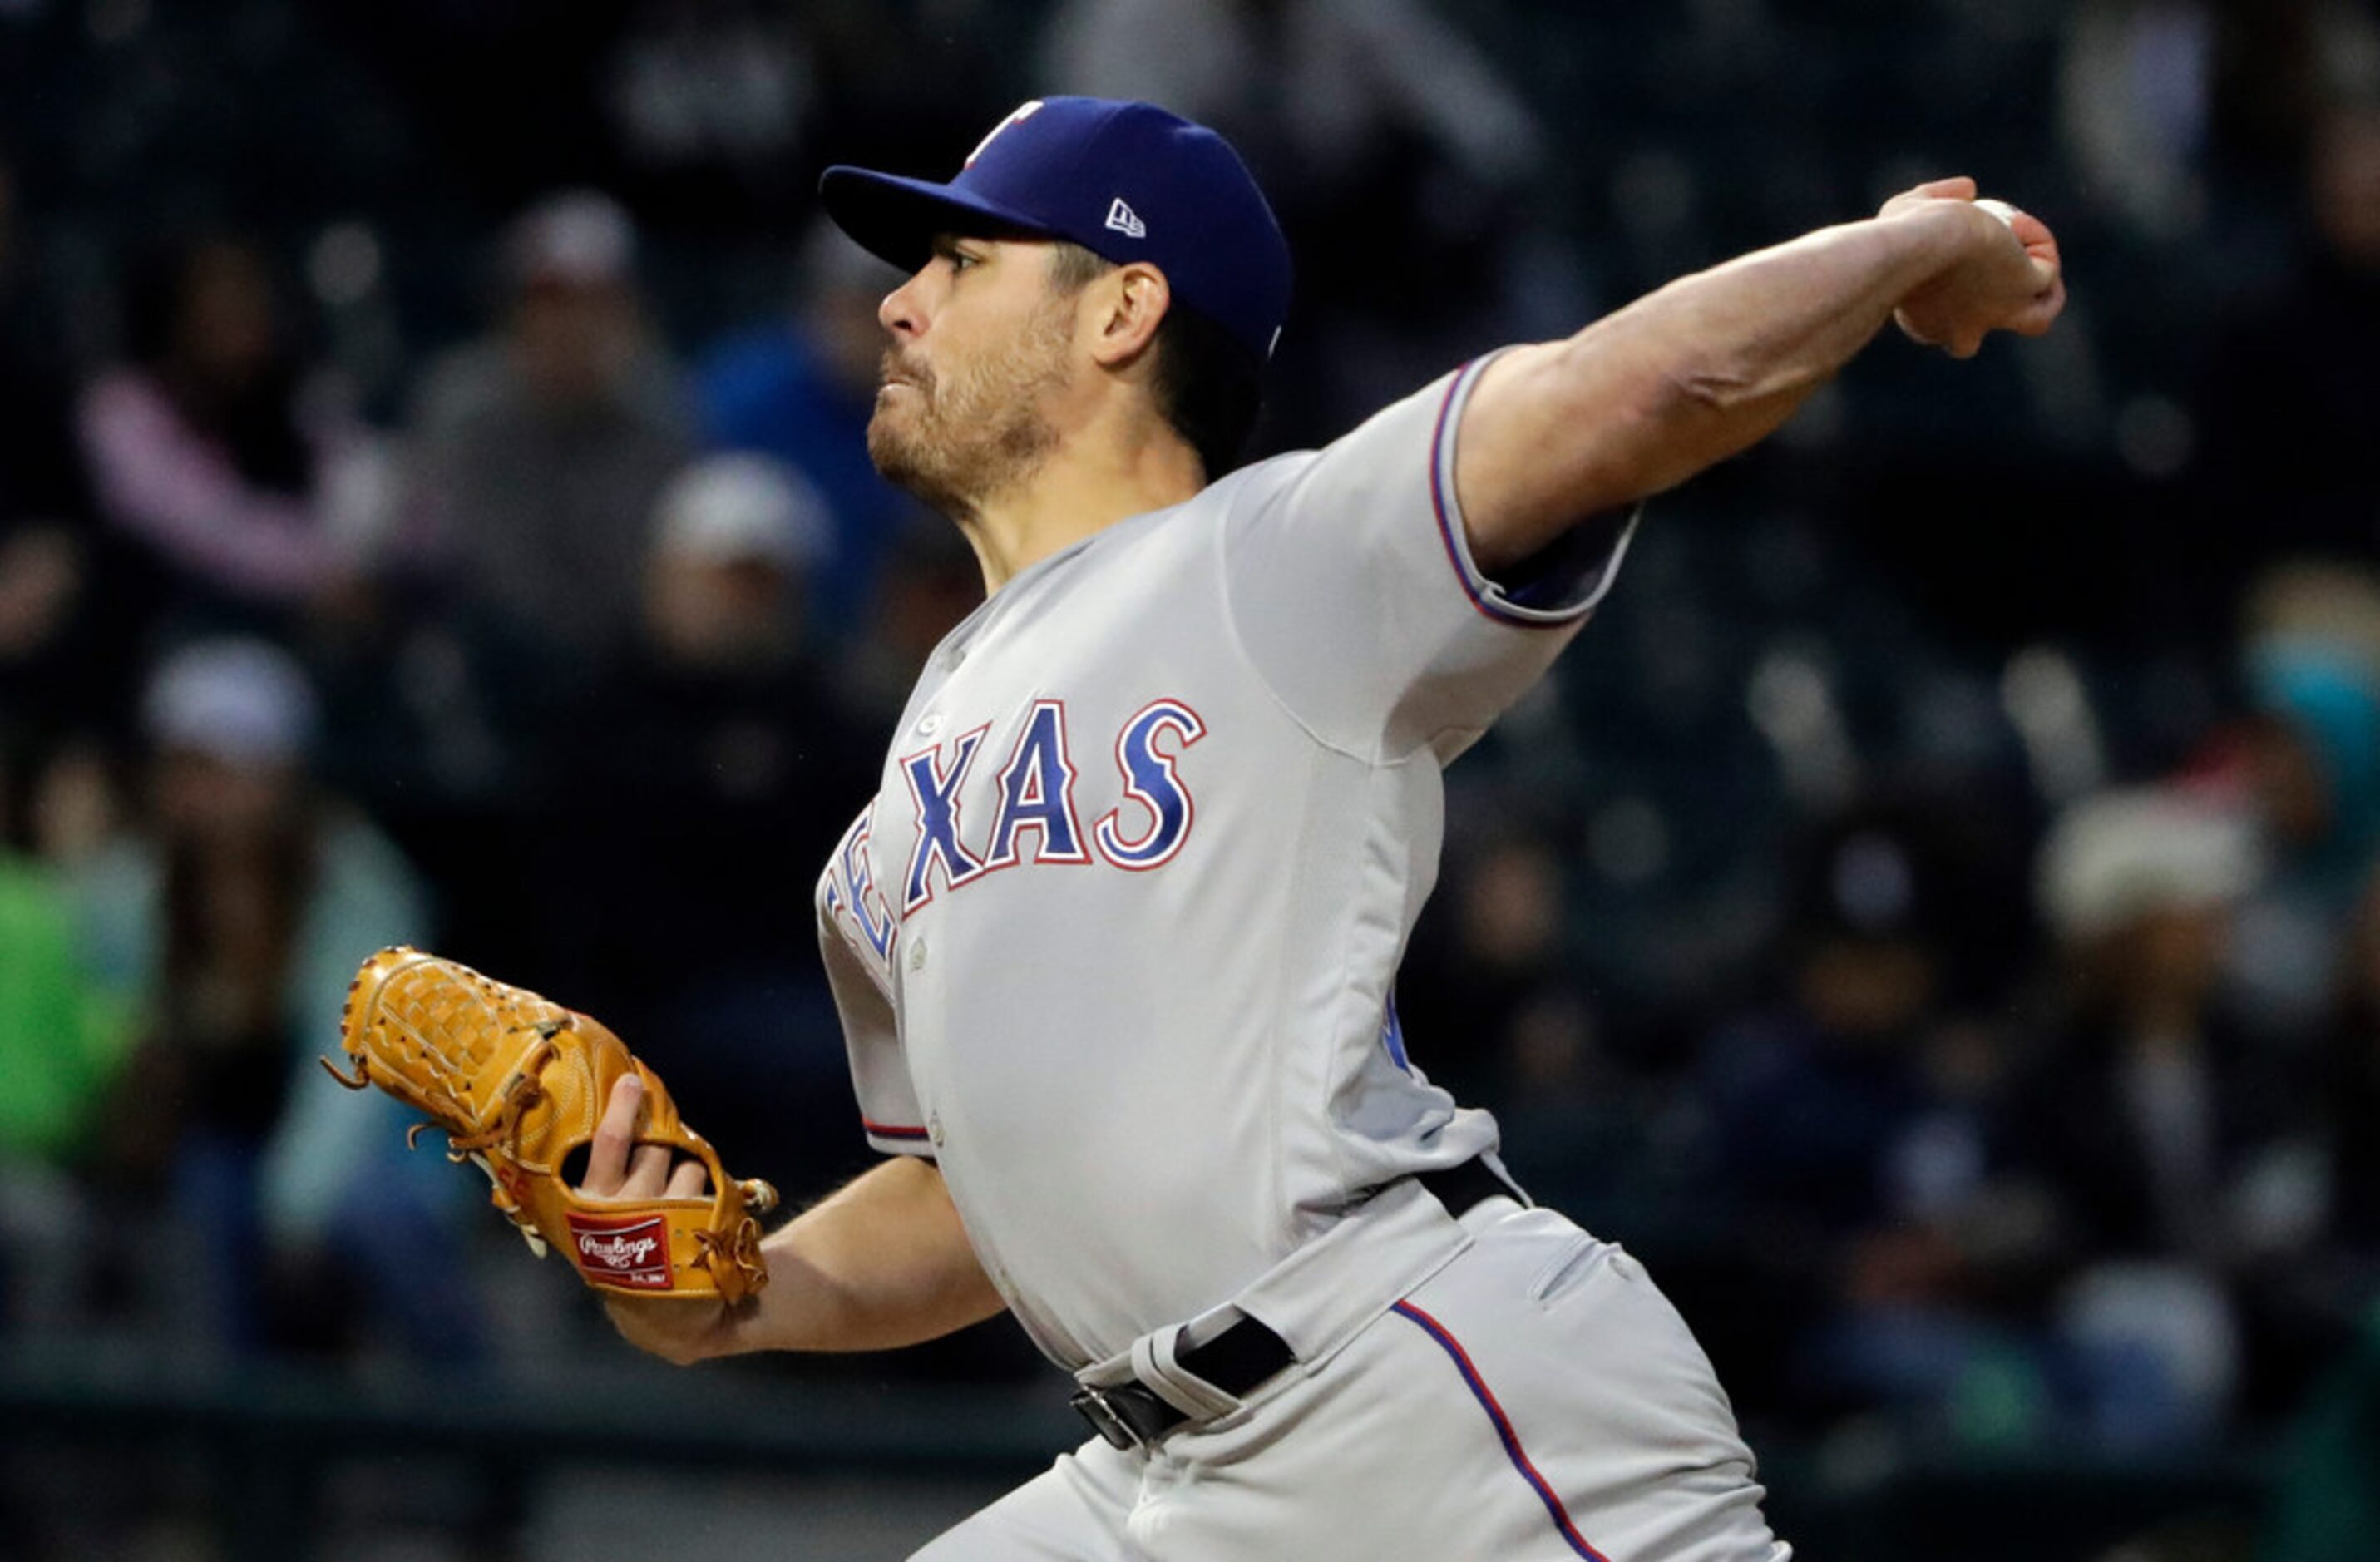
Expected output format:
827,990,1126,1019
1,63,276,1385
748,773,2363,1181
880,271,928,339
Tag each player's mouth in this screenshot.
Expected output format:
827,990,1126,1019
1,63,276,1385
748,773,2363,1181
878,351,932,398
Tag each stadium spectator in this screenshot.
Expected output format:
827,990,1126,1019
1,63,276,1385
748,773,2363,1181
546,455,876,1184
693,217,921,640
0,780,134,1172
403,189,692,674
2200,564,2380,1042
0,0,2376,1545
2012,787,2319,1445
0,747,136,1341
1696,807,2035,1429
2060,0,2378,236
0,150,117,758
72,640,473,1361
834,511,986,729
1394,828,1577,1109
76,233,374,637
2190,101,2380,582
2060,0,2220,240
1400,826,1716,1260
2204,1,2380,192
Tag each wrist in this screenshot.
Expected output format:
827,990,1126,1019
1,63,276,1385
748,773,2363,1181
702,1288,770,1358
1883,200,2000,283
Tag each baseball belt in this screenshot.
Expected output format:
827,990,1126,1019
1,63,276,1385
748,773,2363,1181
1070,1159,1522,1451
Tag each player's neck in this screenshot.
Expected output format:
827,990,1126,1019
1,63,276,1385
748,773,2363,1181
960,414,1205,594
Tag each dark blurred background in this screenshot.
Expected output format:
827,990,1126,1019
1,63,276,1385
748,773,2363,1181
5,0,2380,1557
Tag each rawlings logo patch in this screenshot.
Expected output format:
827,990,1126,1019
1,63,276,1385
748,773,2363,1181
566,1212,674,1289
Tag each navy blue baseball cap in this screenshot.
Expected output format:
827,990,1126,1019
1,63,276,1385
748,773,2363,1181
819,97,1291,366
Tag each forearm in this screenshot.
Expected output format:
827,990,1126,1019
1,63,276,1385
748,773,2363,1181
1459,200,1998,569
715,1156,1005,1357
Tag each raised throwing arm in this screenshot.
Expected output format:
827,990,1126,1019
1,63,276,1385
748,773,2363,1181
1456,178,2065,572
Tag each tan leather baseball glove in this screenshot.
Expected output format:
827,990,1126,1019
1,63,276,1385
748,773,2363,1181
323,946,778,1302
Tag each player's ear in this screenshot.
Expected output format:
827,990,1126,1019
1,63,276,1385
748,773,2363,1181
1087,263,1169,370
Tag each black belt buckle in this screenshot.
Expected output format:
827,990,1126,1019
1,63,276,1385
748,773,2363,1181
1070,1384,1149,1451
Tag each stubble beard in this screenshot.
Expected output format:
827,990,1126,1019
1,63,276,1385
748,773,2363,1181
867,299,1074,521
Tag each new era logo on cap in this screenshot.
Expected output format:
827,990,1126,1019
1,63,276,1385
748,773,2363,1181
1104,198,1146,240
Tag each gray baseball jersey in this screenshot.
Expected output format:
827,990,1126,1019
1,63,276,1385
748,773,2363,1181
814,353,1636,1371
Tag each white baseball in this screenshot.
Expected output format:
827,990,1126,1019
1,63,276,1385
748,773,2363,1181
1974,197,2022,230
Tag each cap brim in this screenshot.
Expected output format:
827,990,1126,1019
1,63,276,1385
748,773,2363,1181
818,167,1056,275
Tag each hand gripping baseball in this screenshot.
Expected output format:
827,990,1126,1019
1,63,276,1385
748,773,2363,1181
323,946,778,1302
1882,176,2066,358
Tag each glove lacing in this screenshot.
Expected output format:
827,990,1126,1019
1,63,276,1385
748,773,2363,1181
322,1019,565,1162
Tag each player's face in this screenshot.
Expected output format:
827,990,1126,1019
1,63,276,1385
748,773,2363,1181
867,236,1079,517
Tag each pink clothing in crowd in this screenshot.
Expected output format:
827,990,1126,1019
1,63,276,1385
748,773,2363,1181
77,368,346,604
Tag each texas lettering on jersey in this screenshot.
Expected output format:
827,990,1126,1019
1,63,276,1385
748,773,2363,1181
822,696,1207,962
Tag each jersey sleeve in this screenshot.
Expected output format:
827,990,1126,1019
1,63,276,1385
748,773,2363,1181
817,819,933,1159
1220,353,1637,762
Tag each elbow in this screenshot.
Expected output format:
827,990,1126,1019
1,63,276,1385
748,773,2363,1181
1547,317,1759,419
1549,362,1769,517
1660,356,1779,418
1560,366,1718,507
1665,362,1745,415
1634,352,1815,483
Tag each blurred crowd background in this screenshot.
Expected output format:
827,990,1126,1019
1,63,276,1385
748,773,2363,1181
6,0,2380,1557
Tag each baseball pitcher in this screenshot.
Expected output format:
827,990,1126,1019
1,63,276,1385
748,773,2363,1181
573,96,2061,1558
